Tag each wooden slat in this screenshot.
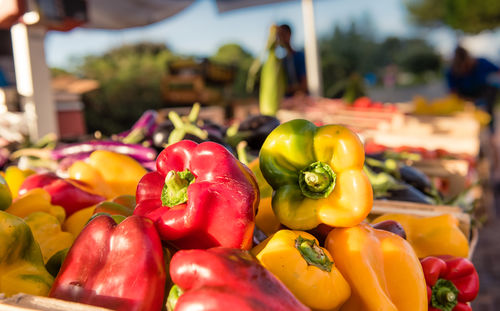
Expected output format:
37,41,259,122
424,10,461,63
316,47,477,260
0,294,112,311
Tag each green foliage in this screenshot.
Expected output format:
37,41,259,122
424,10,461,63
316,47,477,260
77,42,174,134
319,20,442,98
210,43,255,97
406,0,500,33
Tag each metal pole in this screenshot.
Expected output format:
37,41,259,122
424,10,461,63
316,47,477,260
301,0,323,97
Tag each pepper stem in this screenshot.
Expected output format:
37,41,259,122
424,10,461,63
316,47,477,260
299,161,336,199
295,235,332,272
166,285,183,311
161,169,195,207
431,279,459,311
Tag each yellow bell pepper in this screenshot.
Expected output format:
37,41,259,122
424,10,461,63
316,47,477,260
63,194,135,237
24,212,74,263
325,224,427,311
68,150,146,199
252,230,350,310
372,213,469,258
0,211,54,296
6,188,65,223
0,174,12,211
3,166,35,199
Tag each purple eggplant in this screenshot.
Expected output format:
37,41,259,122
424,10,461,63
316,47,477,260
118,110,158,143
52,141,157,163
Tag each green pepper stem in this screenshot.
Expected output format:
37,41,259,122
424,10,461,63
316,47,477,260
299,161,336,199
295,235,332,272
161,169,195,207
431,279,459,311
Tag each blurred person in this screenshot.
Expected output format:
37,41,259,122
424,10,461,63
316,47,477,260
277,24,307,96
446,45,500,172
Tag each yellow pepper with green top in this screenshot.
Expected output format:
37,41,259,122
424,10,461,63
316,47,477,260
259,119,373,230
252,230,350,310
0,210,54,296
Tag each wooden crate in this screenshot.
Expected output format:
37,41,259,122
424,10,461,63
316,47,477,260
0,294,112,311
369,200,478,260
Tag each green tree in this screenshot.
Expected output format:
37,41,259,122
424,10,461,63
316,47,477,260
77,42,174,134
406,0,500,33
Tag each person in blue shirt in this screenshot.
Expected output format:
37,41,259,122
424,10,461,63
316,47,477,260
277,24,307,97
446,45,499,133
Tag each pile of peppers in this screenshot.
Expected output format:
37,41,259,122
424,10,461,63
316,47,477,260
0,118,481,311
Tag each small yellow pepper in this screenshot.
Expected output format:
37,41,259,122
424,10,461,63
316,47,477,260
252,230,350,310
372,213,469,258
4,166,35,199
68,150,146,199
325,224,427,311
24,212,74,263
6,188,65,223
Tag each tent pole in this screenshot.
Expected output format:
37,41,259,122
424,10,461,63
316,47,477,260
301,0,322,97
11,23,58,140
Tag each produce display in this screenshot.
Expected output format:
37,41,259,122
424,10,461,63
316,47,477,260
0,107,482,311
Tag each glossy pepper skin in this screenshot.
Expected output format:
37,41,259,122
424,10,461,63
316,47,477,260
0,173,12,210
325,223,427,311
252,230,350,310
260,119,373,230
168,247,310,311
68,150,147,199
372,214,469,258
24,212,73,263
421,256,479,311
50,215,166,311
19,173,106,216
0,211,54,297
6,188,66,223
134,140,259,250
3,166,35,199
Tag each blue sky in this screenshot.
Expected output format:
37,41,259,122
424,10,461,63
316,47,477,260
44,0,500,69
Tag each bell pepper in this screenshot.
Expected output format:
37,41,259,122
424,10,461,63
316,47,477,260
19,173,106,216
372,213,469,258
0,173,12,210
50,214,166,311
168,247,310,311
421,256,479,311
6,188,66,223
68,150,147,199
260,119,373,230
0,210,54,297
134,140,259,250
325,223,427,311
252,230,350,310
63,194,135,237
3,166,35,199
24,212,74,263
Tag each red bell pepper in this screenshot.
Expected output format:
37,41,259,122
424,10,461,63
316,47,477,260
420,256,479,311
49,214,166,311
19,173,105,216
134,140,259,250
168,247,310,311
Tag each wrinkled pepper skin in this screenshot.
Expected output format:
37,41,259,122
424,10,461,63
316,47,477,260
421,256,479,311
372,214,469,258
260,119,373,230
134,140,259,250
252,230,350,310
0,211,54,296
325,224,427,311
169,247,310,311
19,173,106,216
50,215,166,311
63,195,135,237
6,188,66,223
68,150,147,199
24,212,73,263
